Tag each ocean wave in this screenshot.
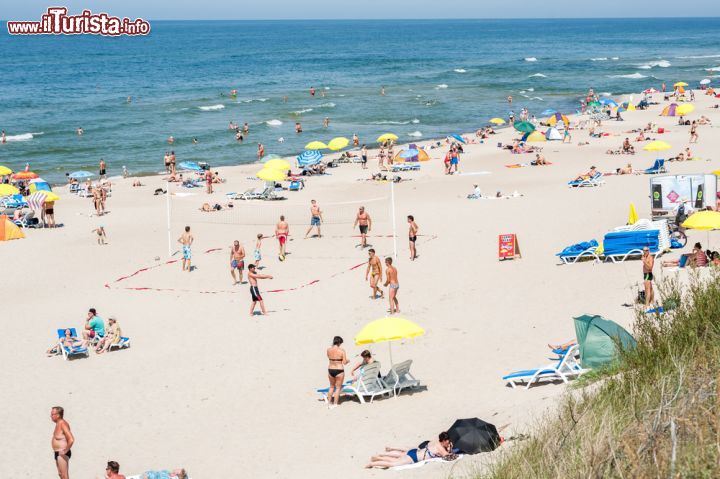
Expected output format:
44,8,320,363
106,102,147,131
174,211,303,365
706,66,720,72
435,84,448,89
600,92,612,97
407,131,422,137
678,54,720,59
591,57,608,61
240,98,268,103
531,97,544,101
524,57,537,62
612,57,619,60
529,73,547,78
198,104,225,111
292,108,313,115
454,68,467,73
4,132,42,142
411,119,420,124
638,60,671,69
316,102,335,108
527,88,535,92
608,73,647,79
372,120,411,125
266,119,283,126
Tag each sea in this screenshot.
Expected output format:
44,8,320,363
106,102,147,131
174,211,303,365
1,18,720,182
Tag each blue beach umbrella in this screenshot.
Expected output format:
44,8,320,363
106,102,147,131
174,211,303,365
69,170,94,179
297,150,323,167
178,161,202,171
541,109,557,116
599,98,618,107
451,134,466,144
399,149,420,159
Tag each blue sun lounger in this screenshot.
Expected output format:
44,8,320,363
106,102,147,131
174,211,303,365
503,345,585,389
602,229,660,263
568,172,604,188
54,328,90,360
556,240,600,264
644,159,666,174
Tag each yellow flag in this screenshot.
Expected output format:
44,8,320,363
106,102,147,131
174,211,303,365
628,203,638,225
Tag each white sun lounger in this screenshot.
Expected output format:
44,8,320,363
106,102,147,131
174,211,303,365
502,345,586,389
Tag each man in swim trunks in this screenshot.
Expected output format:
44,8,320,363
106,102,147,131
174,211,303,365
275,215,289,260
304,200,323,239
384,257,400,314
82,307,105,341
99,158,106,179
257,143,265,160
310,86,315,97
204,169,213,194
248,264,273,316
361,144,368,169
353,206,372,248
178,226,194,272
230,240,246,285
642,247,654,307
365,248,384,300
51,406,74,479
407,215,419,261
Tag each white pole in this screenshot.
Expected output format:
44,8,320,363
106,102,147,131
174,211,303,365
166,181,172,257
391,180,397,261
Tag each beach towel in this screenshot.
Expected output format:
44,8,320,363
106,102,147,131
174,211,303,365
390,455,463,471
505,164,529,168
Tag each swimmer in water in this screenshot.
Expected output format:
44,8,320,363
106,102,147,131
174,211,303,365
310,86,315,97
323,117,329,128
127,96,132,103
168,135,174,144
295,122,303,133
77,127,84,136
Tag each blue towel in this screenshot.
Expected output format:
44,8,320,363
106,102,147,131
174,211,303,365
556,239,598,257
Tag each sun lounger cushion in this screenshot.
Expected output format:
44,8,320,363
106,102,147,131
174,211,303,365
556,240,598,257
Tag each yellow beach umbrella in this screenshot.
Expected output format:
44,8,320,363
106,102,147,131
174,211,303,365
681,211,720,231
256,168,286,182
489,118,506,125
673,82,688,87
526,131,546,142
41,191,61,202
305,141,328,150
327,137,349,151
712,169,720,177
628,203,638,225
377,133,399,143
676,104,694,116
263,158,292,171
0,166,12,176
642,140,672,152
0,184,20,196
355,316,425,367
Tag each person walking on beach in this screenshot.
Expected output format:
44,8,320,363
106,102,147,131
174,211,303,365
326,336,349,409
51,406,74,479
353,134,359,147
92,226,107,245
204,168,213,194
642,246,655,307
384,257,400,314
92,187,103,216
408,215,418,261
178,226,194,272
690,121,698,143
257,143,265,160
353,206,372,248
99,158,106,179
361,144,368,169
305,200,323,238
248,264,273,316
365,248,384,300
253,233,263,268
230,240,246,285
275,215,289,260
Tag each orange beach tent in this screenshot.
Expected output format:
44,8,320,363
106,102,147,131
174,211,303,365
0,215,24,241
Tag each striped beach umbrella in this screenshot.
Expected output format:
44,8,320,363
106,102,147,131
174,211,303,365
27,191,49,211
297,150,323,167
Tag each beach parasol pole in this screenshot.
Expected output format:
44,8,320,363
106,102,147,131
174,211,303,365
391,180,397,261
166,181,172,257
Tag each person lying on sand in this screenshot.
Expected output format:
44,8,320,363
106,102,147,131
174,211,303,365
616,163,635,175
47,329,88,356
142,469,188,479
365,432,453,469
574,166,597,182
200,202,233,212
132,179,143,187
668,152,685,162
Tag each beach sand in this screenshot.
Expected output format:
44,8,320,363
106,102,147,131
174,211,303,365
1,90,718,478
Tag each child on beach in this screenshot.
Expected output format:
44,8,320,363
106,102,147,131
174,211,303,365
254,233,263,267
92,226,107,245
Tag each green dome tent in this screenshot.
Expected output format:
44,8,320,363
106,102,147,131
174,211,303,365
573,315,636,369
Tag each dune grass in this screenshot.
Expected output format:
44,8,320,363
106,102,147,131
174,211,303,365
483,273,720,478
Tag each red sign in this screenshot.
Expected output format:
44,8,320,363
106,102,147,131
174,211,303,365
499,234,521,260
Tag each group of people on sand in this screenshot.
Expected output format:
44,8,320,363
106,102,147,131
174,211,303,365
50,406,187,479
46,308,124,356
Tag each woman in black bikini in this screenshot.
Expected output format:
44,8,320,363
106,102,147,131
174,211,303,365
326,336,349,409
365,432,453,469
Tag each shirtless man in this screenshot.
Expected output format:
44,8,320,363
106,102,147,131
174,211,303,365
305,200,323,238
99,158,106,179
248,264,273,316
257,143,265,160
642,247,655,307
275,215,289,260
365,249,384,299
230,240,246,285
51,406,74,479
105,461,126,479
353,206,372,248
407,215,418,261
178,226,194,272
204,169,213,194
384,257,400,314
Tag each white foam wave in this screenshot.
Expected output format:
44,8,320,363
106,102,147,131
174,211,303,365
454,68,467,73
316,102,335,108
638,60,671,69
608,73,647,79
292,108,313,115
531,97,544,101
4,132,42,142
678,54,720,59
240,98,268,103
706,66,720,72
529,73,547,78
411,119,420,124
266,119,283,126
600,92,612,97
591,57,608,61
435,84,448,89
372,120,410,125
638,65,652,70
527,88,535,92
407,131,423,137
198,104,225,111
611,57,619,60
525,57,537,62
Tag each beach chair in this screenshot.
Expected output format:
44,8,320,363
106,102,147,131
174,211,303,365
108,336,131,351
568,172,604,187
644,159,666,174
602,229,661,263
382,360,421,396
502,345,585,389
556,240,601,264
68,183,80,193
316,362,391,404
54,328,90,360
13,210,39,228
392,163,420,172
1,194,28,208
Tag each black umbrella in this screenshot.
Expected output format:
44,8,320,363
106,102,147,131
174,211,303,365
448,418,501,454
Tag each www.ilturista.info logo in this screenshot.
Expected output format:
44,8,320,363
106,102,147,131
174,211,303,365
7,7,151,36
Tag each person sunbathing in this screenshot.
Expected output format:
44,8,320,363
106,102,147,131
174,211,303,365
351,350,377,380
96,317,122,354
669,152,685,162
132,179,143,187
365,432,453,469
531,153,548,165
574,166,597,181
662,242,707,268
142,469,188,479
467,184,483,199
617,163,634,175
46,329,88,356
635,131,646,142
622,138,635,154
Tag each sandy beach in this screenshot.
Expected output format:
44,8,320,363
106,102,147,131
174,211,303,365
2,87,718,478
